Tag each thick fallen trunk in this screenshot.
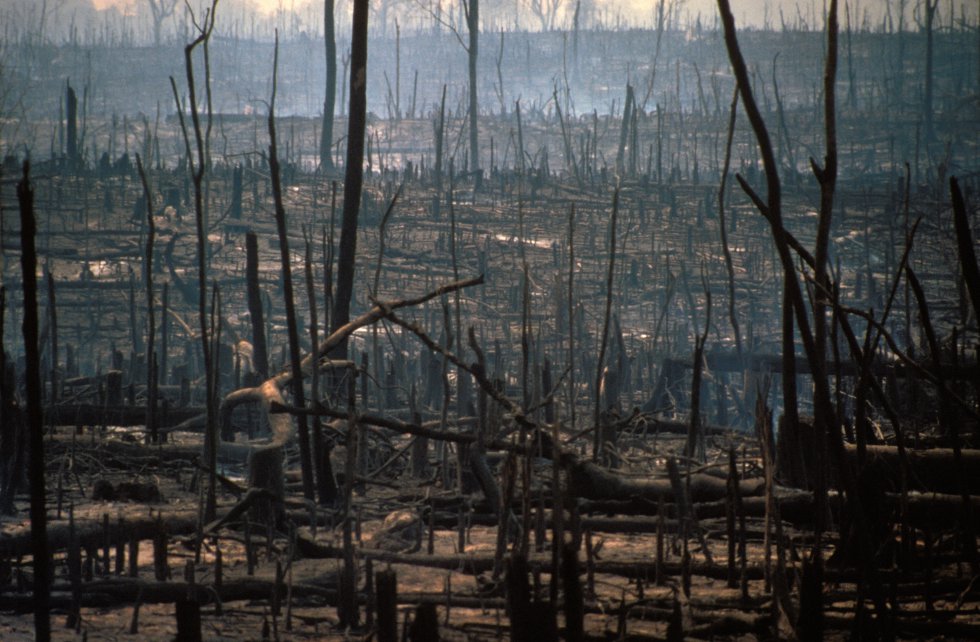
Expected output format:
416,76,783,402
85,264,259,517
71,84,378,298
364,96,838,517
293,531,770,581
44,404,205,428
578,489,980,530
568,446,980,505
0,507,200,558
0,577,334,613
566,458,765,503
843,443,980,494
47,432,254,466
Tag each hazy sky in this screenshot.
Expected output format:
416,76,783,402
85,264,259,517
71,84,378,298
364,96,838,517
83,0,977,31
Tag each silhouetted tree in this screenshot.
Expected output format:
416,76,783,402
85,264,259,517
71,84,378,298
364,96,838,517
331,0,369,352
145,0,177,47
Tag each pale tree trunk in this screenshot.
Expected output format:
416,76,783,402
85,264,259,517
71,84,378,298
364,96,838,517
467,0,480,183
320,0,337,169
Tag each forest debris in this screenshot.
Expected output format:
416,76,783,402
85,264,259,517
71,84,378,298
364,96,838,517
90,479,164,503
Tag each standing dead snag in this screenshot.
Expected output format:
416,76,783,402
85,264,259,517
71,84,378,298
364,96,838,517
466,0,480,183
145,0,178,47
594,186,619,464
19,160,51,642
170,0,220,521
245,232,269,382
331,0,369,357
0,286,25,516
717,0,892,631
808,0,840,547
951,177,980,323
922,0,939,140
320,0,337,170
268,32,315,502
65,80,78,168
136,154,159,443
717,88,742,359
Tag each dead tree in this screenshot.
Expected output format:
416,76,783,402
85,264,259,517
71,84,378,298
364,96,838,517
170,0,219,521
65,81,78,167
466,0,480,182
136,155,159,443
245,232,269,381
0,286,25,515
331,0,369,355
921,0,939,139
319,0,337,170
268,33,315,502
144,0,178,47
19,160,51,642
717,0,892,632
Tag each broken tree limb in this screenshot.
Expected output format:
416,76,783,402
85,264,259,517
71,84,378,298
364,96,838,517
215,276,485,512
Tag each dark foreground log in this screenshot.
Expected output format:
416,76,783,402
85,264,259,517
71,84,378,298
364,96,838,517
843,443,980,494
44,404,205,429
579,489,980,530
0,577,330,612
566,459,766,503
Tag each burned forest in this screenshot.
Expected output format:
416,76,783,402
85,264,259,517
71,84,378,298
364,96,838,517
2,0,980,639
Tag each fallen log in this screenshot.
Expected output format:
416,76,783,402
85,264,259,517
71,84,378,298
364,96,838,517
293,530,769,581
579,489,980,530
0,577,335,613
0,507,199,558
844,443,980,494
824,612,980,639
0,494,309,558
44,404,205,428
47,433,255,466
566,459,766,503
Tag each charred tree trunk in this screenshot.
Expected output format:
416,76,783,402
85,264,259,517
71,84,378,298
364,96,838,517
0,286,25,515
19,160,51,642
466,0,480,184
268,35,315,502
136,155,158,443
331,0,369,354
66,81,78,168
245,232,269,381
319,0,337,170
923,0,939,140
